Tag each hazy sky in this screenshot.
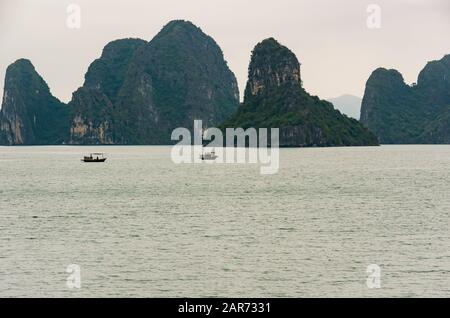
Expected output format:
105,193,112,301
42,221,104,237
1,0,449,104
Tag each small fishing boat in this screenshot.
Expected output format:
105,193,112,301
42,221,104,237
81,153,107,162
200,149,218,160
198,124,218,160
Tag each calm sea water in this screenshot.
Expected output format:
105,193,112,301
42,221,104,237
0,145,449,297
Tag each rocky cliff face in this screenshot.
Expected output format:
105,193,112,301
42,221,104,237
69,20,239,144
360,54,450,144
417,54,450,107
223,38,378,147
0,59,69,145
69,38,146,144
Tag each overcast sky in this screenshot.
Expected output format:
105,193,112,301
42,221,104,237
1,0,449,105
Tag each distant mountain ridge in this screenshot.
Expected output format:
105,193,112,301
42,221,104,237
360,54,450,144
328,94,361,120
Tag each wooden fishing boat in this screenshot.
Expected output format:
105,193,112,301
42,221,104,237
81,153,107,162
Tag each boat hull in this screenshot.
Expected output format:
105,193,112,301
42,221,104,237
81,158,107,162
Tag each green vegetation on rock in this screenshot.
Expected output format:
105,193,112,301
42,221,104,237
360,54,450,144
222,38,379,147
69,20,239,144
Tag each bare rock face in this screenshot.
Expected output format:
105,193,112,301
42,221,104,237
69,88,115,144
360,54,450,144
68,38,146,144
223,38,378,147
246,40,301,97
0,59,69,145
279,125,324,147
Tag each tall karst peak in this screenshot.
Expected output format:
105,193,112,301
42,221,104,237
361,54,450,144
245,38,302,99
223,38,378,147
69,20,239,144
0,59,69,145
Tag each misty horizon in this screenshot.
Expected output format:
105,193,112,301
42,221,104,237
1,0,449,105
